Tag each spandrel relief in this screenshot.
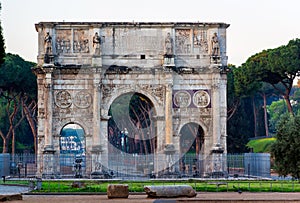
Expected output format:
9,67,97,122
56,29,72,54
175,29,191,54
73,29,89,53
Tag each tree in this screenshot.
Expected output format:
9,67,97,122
227,65,255,152
108,93,156,154
0,53,37,153
271,112,300,179
244,39,300,114
0,3,5,65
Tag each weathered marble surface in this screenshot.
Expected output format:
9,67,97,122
144,185,196,198
107,184,129,199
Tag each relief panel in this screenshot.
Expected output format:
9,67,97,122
55,29,72,54
175,29,191,54
73,29,90,53
193,29,209,54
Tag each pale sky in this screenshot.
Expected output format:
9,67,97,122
1,0,300,66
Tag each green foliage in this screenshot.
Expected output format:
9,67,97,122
0,53,36,96
272,112,300,179
267,99,287,133
227,97,254,153
242,39,300,113
0,53,37,153
227,65,258,153
246,138,276,153
6,180,300,193
0,3,5,65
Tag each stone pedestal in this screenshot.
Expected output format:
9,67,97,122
42,146,56,179
164,144,176,173
91,145,104,177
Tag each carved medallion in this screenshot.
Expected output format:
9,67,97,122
74,91,92,108
193,90,210,108
174,90,191,108
55,90,72,108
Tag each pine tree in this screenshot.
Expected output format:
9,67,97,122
0,3,5,65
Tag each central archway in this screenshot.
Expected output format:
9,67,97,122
107,92,157,176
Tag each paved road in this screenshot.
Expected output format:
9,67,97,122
1,185,300,202
9,193,300,203
0,185,31,195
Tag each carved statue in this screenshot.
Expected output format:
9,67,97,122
44,32,52,54
93,32,101,55
211,32,220,56
165,32,173,57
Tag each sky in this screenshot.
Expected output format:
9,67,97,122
1,0,300,66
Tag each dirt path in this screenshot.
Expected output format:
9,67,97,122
6,192,300,203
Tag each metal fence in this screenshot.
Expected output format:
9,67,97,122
4,153,270,179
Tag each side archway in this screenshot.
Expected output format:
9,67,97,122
179,122,204,176
59,123,86,177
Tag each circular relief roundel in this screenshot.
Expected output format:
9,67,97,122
193,90,210,108
174,90,191,108
55,90,72,108
74,91,92,108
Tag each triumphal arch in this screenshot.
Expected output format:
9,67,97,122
33,22,229,178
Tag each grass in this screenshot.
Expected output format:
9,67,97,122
3,179,300,193
246,137,276,153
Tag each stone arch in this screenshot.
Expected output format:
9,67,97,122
104,88,162,117
55,120,91,138
59,122,86,177
107,92,157,155
179,122,205,155
176,120,208,139
178,122,205,177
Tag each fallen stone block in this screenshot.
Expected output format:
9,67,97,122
107,184,129,199
0,194,22,201
144,185,196,198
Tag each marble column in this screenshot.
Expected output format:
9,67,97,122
42,68,56,178
44,69,54,150
165,84,173,145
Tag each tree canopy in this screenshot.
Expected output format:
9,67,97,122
240,39,300,114
0,53,37,153
0,3,5,65
272,112,300,179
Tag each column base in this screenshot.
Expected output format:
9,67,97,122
164,144,176,155
211,143,224,154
